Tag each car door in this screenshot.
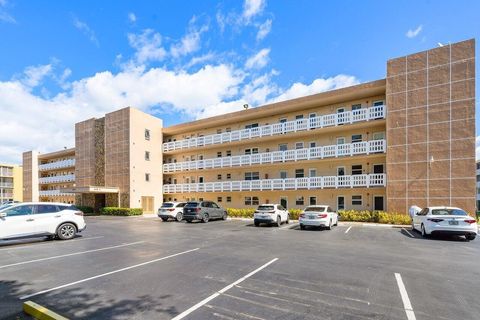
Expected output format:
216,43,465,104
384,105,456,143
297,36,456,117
0,204,35,239
413,208,426,230
33,204,61,234
212,202,222,218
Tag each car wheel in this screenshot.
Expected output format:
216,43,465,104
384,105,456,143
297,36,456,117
186,219,192,223
222,211,227,220
254,220,260,227
276,216,281,227
161,217,169,222
466,234,476,241
176,213,183,222
326,219,332,230
202,213,209,223
300,224,305,230
57,223,76,240
421,224,429,238
286,214,290,224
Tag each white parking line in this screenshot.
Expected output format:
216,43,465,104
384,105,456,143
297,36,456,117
0,241,144,269
20,247,200,300
0,236,105,251
345,226,352,234
172,258,278,320
280,223,298,230
402,228,415,238
394,273,416,320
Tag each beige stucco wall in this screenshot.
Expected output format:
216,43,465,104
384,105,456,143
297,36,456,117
22,151,39,202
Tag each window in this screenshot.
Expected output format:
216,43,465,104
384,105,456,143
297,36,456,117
245,172,260,180
279,118,287,123
280,171,287,179
217,152,222,158
217,197,222,203
352,165,362,175
337,137,345,145
5,205,34,217
245,123,259,129
309,196,317,205
309,169,317,177
226,173,231,179
295,114,304,120
226,196,232,202
217,174,222,180
245,196,259,205
145,173,150,182
309,142,316,148
373,100,384,106
217,129,222,134
145,151,150,161
295,169,304,178
226,127,231,132
226,150,231,157
352,104,362,111
373,164,384,174
296,196,304,206
145,129,151,140
351,134,362,143
295,142,304,149
373,132,385,140
309,113,317,118
245,148,259,155
279,144,288,151
352,195,362,206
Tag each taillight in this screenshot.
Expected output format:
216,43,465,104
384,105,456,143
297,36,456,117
168,208,175,211
427,218,444,223
465,219,477,224
74,211,84,216
318,214,328,218
195,208,201,212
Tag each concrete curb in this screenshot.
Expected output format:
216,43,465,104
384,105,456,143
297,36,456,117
23,301,68,320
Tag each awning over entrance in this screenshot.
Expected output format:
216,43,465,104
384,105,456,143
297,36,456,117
62,186,119,194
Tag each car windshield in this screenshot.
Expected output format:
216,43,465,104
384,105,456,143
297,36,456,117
304,207,326,212
257,205,274,211
431,209,468,216
0,204,14,211
176,203,187,208
185,202,199,208
161,203,174,208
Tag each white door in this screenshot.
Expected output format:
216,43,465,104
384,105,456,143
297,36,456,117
33,204,62,234
0,204,35,238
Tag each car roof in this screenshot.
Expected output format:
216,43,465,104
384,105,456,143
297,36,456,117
8,202,71,206
259,203,278,206
426,206,463,210
305,205,328,207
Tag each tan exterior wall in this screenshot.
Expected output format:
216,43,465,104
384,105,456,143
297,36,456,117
0,163,23,202
75,118,105,187
22,151,39,202
12,165,23,201
386,39,476,214
128,108,163,212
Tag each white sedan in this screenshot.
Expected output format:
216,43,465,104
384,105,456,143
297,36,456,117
412,206,477,240
254,204,289,227
299,205,338,230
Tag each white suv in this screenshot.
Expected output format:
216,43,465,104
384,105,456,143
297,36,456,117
158,202,186,222
254,204,289,227
0,202,86,241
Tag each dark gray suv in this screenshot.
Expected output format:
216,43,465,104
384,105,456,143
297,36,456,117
183,201,227,223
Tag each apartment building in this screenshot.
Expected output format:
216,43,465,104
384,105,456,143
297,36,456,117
477,161,480,210
23,39,476,214
0,163,23,203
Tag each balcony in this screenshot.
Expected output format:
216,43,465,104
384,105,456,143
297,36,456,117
0,182,14,188
39,159,76,171
163,173,386,194
0,169,13,177
0,193,13,198
163,105,386,152
39,190,75,197
163,140,386,173
39,174,75,184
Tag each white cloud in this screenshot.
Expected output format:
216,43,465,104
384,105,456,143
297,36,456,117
406,25,423,38
170,18,209,58
476,136,480,160
22,64,53,87
243,0,265,21
73,17,99,46
128,12,136,23
245,48,270,69
128,29,167,64
0,0,15,23
256,19,272,41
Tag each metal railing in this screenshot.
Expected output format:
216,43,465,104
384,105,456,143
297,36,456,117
0,183,14,188
0,168,13,177
163,173,386,193
39,174,75,184
163,105,386,152
39,190,75,197
163,140,386,173
39,159,76,171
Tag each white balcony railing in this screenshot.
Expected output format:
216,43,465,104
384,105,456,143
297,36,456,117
163,174,386,194
39,159,76,171
39,174,75,184
0,168,13,177
0,183,14,188
39,190,74,197
163,105,386,152
0,193,14,198
163,140,386,173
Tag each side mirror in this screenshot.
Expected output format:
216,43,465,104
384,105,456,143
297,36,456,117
0,212,6,218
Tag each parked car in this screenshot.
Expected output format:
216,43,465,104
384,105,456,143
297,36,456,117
0,202,86,241
183,201,227,223
299,205,338,230
253,204,289,227
158,202,186,222
412,206,477,240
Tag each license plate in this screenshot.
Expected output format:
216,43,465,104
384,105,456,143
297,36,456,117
449,220,459,225
309,215,316,219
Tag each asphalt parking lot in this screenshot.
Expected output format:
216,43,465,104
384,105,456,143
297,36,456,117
1,216,479,320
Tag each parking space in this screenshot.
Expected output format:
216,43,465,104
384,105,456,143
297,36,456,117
1,217,479,319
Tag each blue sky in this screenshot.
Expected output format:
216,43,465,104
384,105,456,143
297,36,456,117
0,0,478,163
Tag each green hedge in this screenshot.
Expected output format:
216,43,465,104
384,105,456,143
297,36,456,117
76,206,94,214
338,210,411,225
99,207,143,216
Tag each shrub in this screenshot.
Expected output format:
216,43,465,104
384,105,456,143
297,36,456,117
75,206,94,214
338,209,411,225
288,209,302,220
227,208,255,218
99,207,143,216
